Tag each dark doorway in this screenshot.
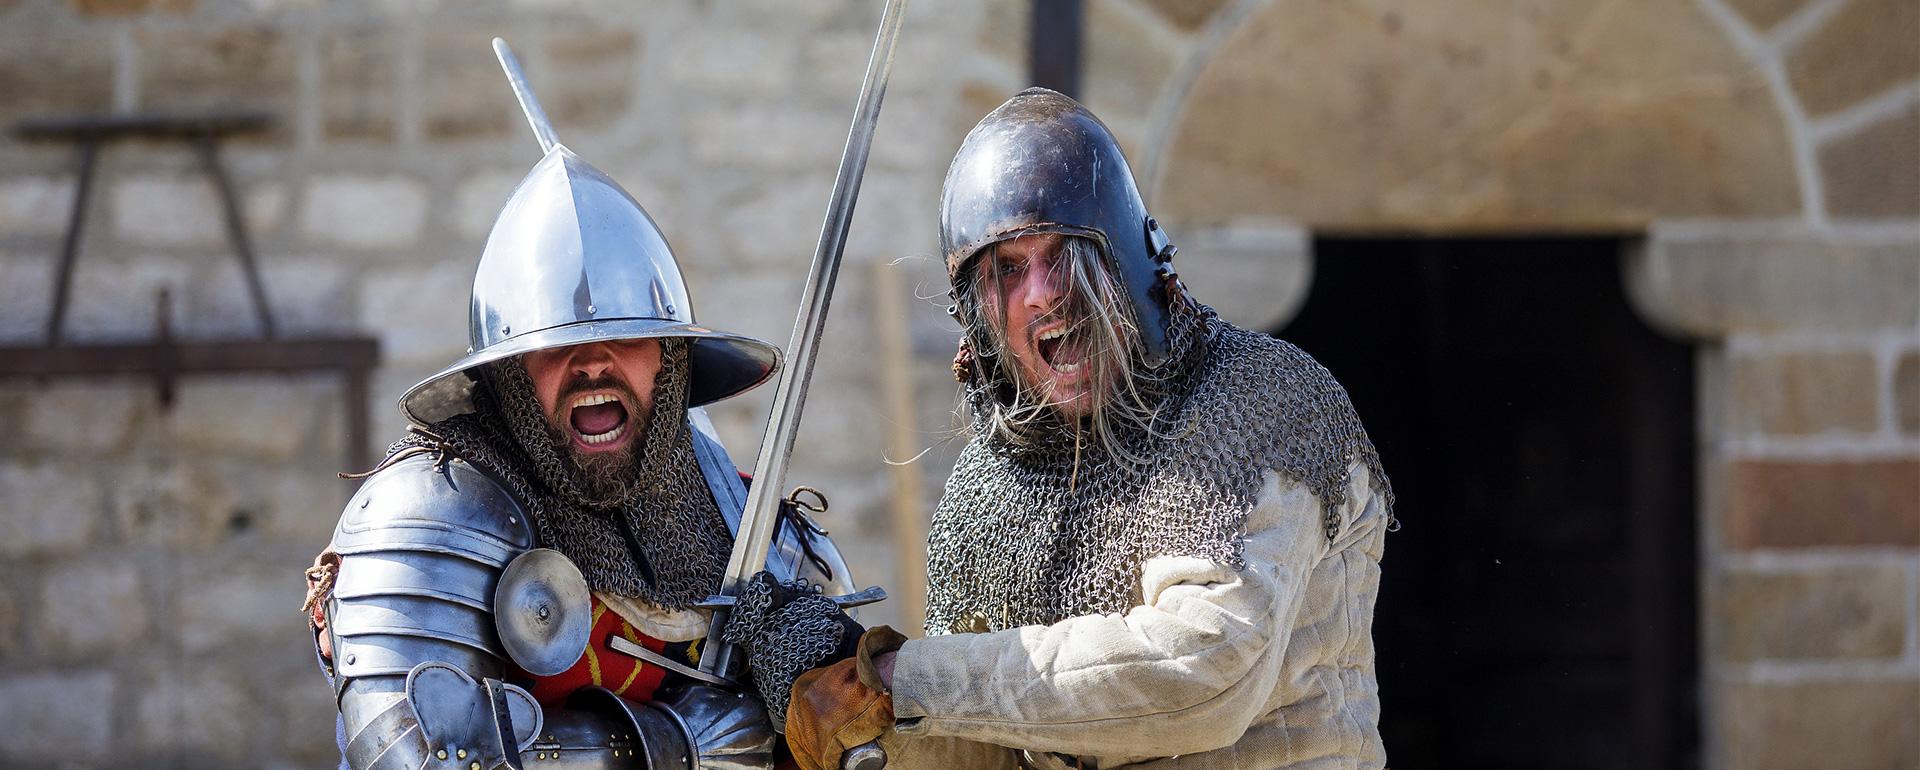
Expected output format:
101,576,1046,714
1278,238,1698,769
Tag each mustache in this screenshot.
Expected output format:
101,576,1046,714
549,375,643,425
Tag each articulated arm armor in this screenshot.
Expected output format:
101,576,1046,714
326,453,778,770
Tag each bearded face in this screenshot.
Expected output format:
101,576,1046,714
970,233,1141,423
521,338,663,502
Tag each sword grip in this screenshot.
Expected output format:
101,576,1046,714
843,741,886,770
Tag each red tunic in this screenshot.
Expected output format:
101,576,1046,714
522,594,681,706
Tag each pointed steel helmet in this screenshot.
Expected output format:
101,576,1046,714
940,87,1181,367
400,42,778,425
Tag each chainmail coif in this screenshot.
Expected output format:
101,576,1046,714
925,297,1395,635
392,340,735,611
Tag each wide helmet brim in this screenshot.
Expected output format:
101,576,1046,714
399,318,780,425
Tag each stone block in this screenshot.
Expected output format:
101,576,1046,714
0,175,77,238
183,255,356,338
842,170,939,262
0,579,22,659
421,24,518,142
1727,349,1880,436
20,380,147,454
69,0,194,15
357,259,468,365
1898,350,1919,435
35,560,148,658
110,173,224,247
0,27,115,129
803,32,871,96
164,376,329,462
0,462,105,559
1821,103,1920,219
175,562,303,654
1714,565,1907,661
134,667,255,760
59,255,196,341
667,27,795,94
0,252,54,344
1724,0,1807,32
108,458,246,548
1143,0,1231,31
299,174,428,249
1176,224,1313,332
1785,0,1920,116
721,174,832,268
1085,0,1183,125
544,21,637,130
320,26,396,143
275,665,340,759
726,0,843,26
264,466,348,545
136,26,294,136
0,670,114,761
1725,458,1920,548
1639,235,1920,335
687,105,843,171
1720,679,1919,769
1159,0,1800,228
451,168,525,239
972,0,1027,74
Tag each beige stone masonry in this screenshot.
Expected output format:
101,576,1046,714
319,26,396,144
1729,349,1881,436
1820,102,1920,219
1716,563,1910,660
1157,0,1802,229
1784,0,1920,116
1721,679,1920,769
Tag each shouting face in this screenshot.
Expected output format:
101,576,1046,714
976,233,1108,420
523,338,661,466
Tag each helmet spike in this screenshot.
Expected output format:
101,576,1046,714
492,38,559,155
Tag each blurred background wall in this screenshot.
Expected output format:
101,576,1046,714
0,0,1912,767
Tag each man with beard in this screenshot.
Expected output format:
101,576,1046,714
303,51,861,768
781,89,1396,769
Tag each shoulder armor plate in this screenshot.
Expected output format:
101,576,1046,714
333,453,535,568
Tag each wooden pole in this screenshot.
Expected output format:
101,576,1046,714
871,260,928,633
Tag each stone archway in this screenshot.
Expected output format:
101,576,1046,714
1148,0,1803,233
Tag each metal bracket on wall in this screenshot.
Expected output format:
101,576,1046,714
0,111,383,475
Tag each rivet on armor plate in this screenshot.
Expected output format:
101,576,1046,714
470,763,481,770
456,748,467,759
344,653,356,665
586,304,596,314
437,749,448,760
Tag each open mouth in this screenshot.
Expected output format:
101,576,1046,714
1034,325,1086,375
567,392,631,447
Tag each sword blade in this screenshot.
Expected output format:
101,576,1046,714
701,0,909,676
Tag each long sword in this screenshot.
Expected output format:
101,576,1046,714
700,0,909,680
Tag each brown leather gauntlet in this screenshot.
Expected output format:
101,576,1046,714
784,625,909,770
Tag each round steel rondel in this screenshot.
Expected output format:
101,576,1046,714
494,548,590,677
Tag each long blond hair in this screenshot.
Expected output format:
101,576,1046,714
957,234,1167,462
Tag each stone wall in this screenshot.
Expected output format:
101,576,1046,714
0,0,1914,767
0,1,995,765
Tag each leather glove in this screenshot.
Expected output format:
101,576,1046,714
721,571,863,728
785,625,907,770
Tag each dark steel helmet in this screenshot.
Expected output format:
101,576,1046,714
939,87,1180,366
401,41,778,425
